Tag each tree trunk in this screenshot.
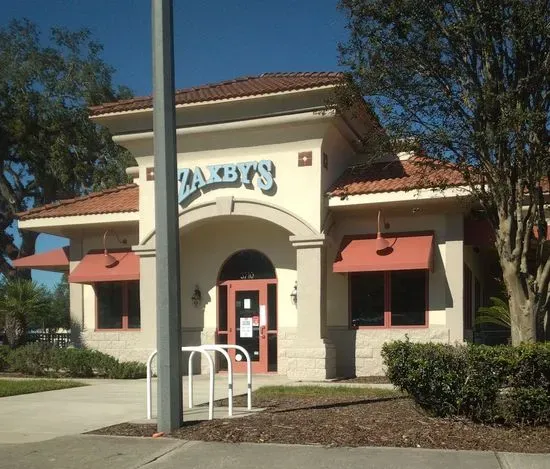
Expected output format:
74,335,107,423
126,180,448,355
5,313,27,349
15,231,38,280
502,265,536,344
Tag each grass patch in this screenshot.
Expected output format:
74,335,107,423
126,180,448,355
254,385,402,399
0,379,87,397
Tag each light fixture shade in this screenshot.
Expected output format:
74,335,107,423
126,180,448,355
104,252,118,268
375,233,390,253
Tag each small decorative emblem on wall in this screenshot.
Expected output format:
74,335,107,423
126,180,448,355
298,151,313,167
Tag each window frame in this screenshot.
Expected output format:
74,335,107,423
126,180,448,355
348,270,429,329
94,281,141,331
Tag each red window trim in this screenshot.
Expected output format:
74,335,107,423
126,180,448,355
348,270,429,329
94,281,141,331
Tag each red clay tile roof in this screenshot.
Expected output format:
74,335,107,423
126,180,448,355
17,184,139,221
90,72,344,116
328,156,466,197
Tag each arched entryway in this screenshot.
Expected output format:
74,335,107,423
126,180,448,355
217,249,277,373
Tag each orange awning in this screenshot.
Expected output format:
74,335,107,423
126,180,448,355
12,247,70,272
69,250,140,284
333,233,434,273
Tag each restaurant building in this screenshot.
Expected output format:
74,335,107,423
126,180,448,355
14,72,497,379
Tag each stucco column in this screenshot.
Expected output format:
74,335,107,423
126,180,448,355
445,215,464,343
133,245,158,363
68,241,84,346
287,235,336,380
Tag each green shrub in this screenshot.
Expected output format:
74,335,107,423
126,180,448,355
7,342,55,376
501,387,550,425
107,361,147,379
1,343,146,379
382,338,550,425
382,340,468,416
508,343,550,390
54,348,94,377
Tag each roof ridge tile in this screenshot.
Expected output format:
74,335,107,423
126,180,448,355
90,71,344,116
17,184,138,220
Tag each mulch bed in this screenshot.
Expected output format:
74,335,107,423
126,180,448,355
90,393,550,453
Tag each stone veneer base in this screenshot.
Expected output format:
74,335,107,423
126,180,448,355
286,339,336,380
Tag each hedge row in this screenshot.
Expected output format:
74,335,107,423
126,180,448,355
0,343,146,379
382,339,550,425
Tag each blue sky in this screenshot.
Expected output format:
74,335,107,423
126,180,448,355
3,0,349,288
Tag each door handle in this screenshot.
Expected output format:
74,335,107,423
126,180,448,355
260,325,266,339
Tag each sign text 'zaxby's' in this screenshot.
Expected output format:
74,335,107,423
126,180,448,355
177,160,274,204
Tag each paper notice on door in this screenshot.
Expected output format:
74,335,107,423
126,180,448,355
243,298,251,309
240,317,253,338
259,305,267,326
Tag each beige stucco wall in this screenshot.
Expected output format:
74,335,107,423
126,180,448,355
180,217,296,374
67,229,156,363
135,120,328,243
326,208,464,376
59,89,474,378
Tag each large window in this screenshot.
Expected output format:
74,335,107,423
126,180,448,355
350,271,427,328
96,281,140,330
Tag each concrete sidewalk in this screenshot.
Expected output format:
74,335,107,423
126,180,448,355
0,374,289,444
0,435,548,469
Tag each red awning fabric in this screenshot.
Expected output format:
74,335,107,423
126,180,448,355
69,250,140,284
12,247,70,272
333,233,434,273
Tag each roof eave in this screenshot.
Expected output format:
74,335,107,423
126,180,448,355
17,212,139,236
89,85,340,120
328,186,472,208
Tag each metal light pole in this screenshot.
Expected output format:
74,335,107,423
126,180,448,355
151,0,183,432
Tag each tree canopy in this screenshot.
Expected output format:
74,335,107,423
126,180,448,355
0,19,134,276
338,0,550,342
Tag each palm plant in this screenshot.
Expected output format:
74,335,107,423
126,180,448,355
476,297,511,329
0,279,50,348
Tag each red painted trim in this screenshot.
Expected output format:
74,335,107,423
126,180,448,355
12,246,70,271
334,231,435,274
217,278,278,373
215,250,279,373
94,280,141,331
70,249,140,284
349,270,429,329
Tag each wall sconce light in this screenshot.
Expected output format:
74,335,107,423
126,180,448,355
191,285,202,307
375,210,391,254
290,281,298,305
103,229,127,268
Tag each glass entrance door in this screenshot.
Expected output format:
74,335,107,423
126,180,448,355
228,281,268,373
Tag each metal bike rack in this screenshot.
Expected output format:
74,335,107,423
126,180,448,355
201,344,252,410
146,346,215,420
196,345,233,416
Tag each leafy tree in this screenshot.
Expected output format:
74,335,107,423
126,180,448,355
0,19,134,277
50,273,70,330
0,278,50,348
338,0,550,342
27,274,70,332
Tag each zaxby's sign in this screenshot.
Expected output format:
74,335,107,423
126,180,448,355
177,160,274,205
